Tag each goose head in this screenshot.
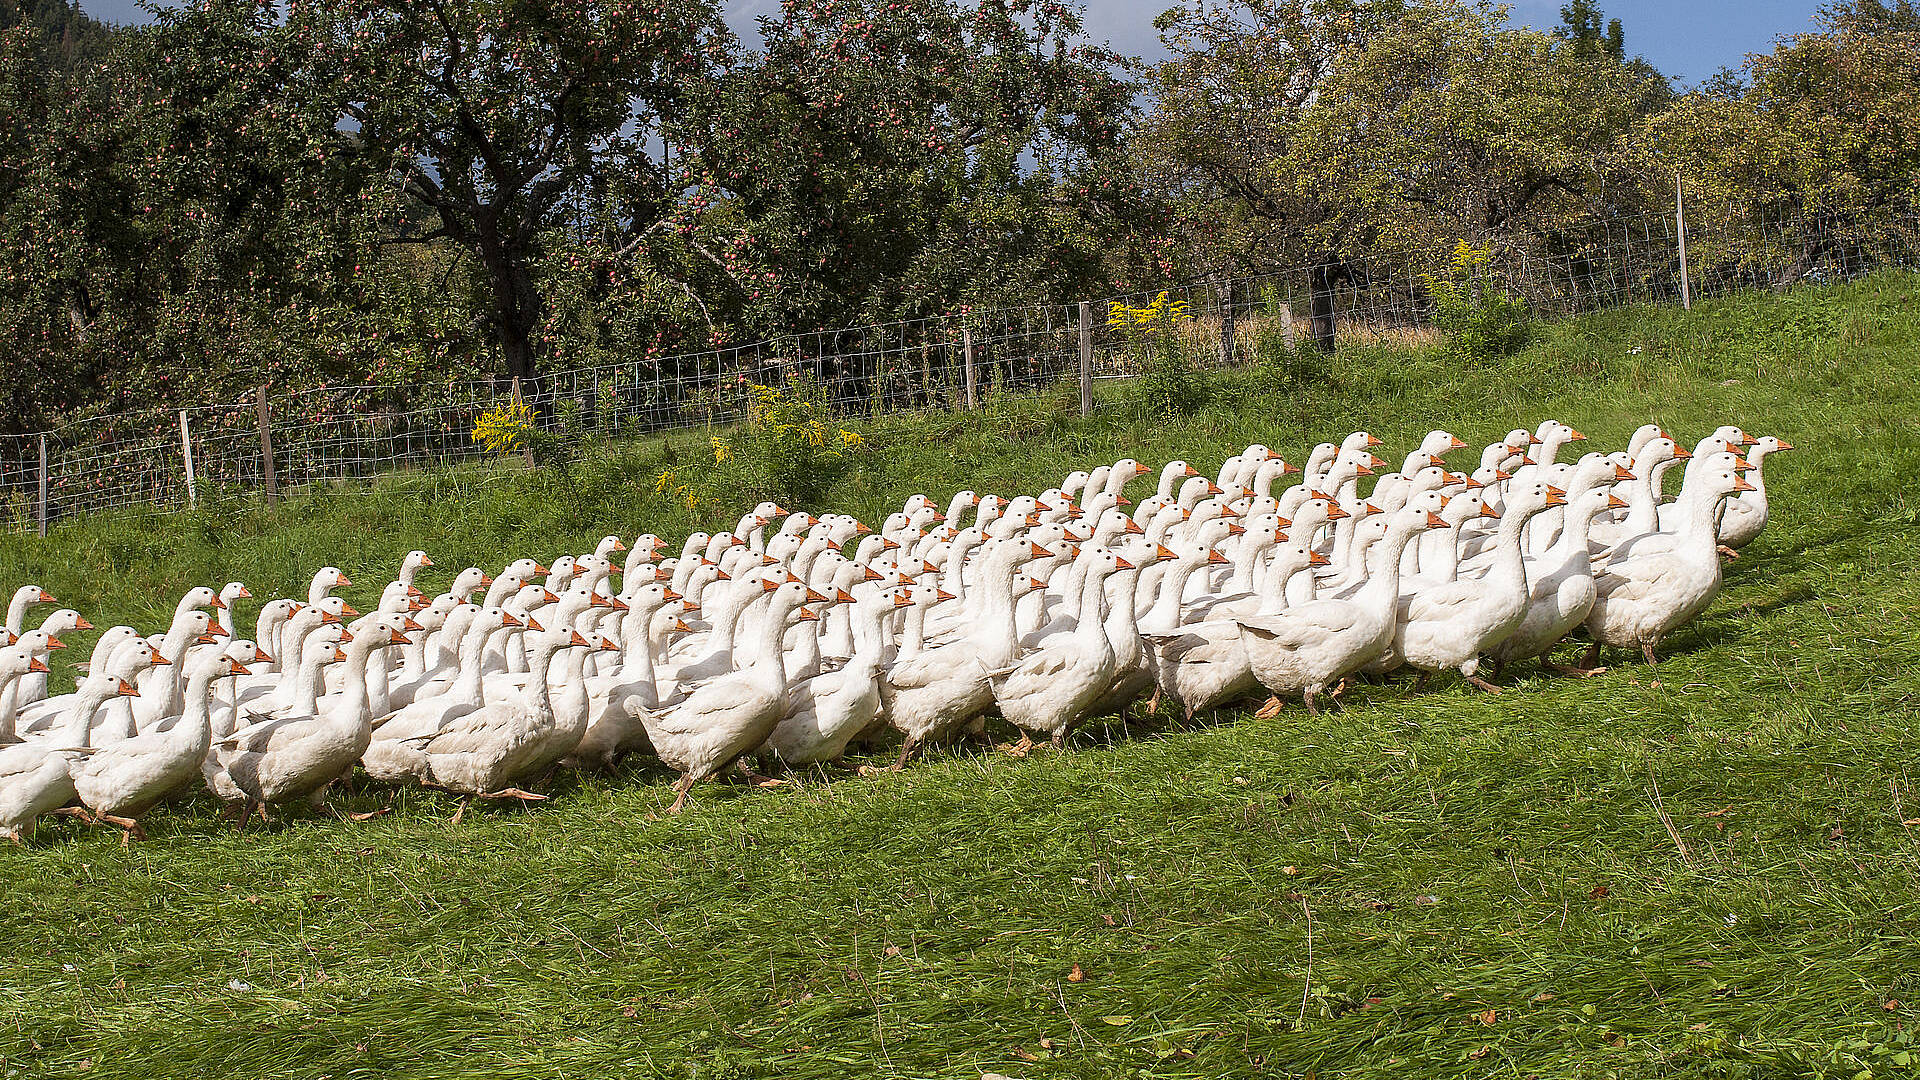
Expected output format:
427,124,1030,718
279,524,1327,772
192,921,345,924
309,566,351,600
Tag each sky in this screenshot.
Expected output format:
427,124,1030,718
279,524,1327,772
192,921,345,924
77,0,1828,87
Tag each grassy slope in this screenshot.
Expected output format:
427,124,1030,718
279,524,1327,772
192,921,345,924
3,277,1919,1079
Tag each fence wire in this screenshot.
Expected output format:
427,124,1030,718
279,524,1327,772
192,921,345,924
3,206,1914,532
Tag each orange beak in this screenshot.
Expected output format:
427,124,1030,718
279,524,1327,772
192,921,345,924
420,555,435,567
1608,494,1630,509
1673,448,1693,460
337,574,353,588
339,602,361,617
1568,429,1587,441
1206,550,1231,566
1365,434,1382,447
388,629,410,645
209,595,227,610
1183,464,1201,477
532,563,552,576
27,657,49,674
1309,551,1331,567
1614,465,1635,480
74,615,95,631
1734,476,1757,492
1775,439,1794,451
1113,557,1135,571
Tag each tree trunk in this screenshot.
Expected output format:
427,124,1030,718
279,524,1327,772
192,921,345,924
1308,261,1339,354
475,229,543,398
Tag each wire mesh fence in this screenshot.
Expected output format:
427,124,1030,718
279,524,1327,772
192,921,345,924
4,205,1915,532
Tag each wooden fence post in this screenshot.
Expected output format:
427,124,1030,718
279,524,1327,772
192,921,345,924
178,410,197,507
36,435,47,538
1280,304,1296,352
1219,280,1236,366
1077,301,1093,416
257,384,277,502
962,328,978,410
1676,171,1692,311
511,376,535,468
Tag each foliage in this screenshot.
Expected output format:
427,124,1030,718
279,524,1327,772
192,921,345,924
1646,0,1920,256
1556,0,1625,61
1137,0,1669,270
1110,291,1208,419
663,0,1147,338
470,401,536,456
662,377,871,509
1422,240,1532,362
295,0,729,383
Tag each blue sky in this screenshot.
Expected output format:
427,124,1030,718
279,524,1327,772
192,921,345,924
80,0,1827,86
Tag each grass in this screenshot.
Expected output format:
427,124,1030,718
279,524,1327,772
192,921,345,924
3,274,1920,1079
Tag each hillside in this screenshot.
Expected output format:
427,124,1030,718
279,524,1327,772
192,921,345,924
1,276,1917,1079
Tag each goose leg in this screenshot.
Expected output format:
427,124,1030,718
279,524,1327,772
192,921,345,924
887,738,919,772
1545,659,1608,678
1253,695,1285,720
1304,689,1320,717
1578,641,1603,671
50,806,92,822
666,775,695,814
477,788,549,805
1641,643,1659,668
1464,674,1503,694
450,796,471,825
99,814,146,844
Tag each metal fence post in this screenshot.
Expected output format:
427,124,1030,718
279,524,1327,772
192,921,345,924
1219,279,1236,366
1077,301,1093,416
1676,171,1692,311
178,410,197,507
257,384,277,502
36,435,47,537
962,328,978,410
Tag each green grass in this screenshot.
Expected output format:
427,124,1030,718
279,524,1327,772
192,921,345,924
3,276,1919,1079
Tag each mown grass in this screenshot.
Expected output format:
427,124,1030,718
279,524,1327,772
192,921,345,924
3,275,1919,1079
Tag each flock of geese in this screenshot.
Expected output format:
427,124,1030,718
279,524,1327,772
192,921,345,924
0,420,1788,841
